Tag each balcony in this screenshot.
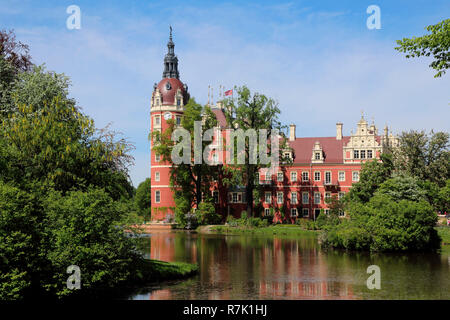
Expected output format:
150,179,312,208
324,180,339,188
259,179,273,185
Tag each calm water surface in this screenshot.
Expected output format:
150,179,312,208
128,230,450,300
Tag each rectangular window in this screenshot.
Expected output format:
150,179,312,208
352,171,360,182
338,192,345,200
339,210,345,217
325,192,331,202
176,116,181,125
255,173,260,185
302,172,309,181
277,192,283,204
367,150,373,158
324,209,330,215
338,171,345,181
155,190,160,203
155,154,160,162
177,98,181,106
354,150,359,159
156,98,160,106
314,192,321,204
315,152,321,160
264,208,270,216
265,192,272,204
291,208,298,217
232,193,238,203
277,172,283,182
213,191,219,204
291,192,298,205
314,171,321,181
325,171,331,184
302,192,309,204
155,171,160,182
302,208,309,217
360,150,366,159
155,116,161,126
291,171,297,182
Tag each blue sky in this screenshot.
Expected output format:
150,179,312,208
1,0,449,186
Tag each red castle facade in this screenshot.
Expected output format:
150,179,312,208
150,32,398,222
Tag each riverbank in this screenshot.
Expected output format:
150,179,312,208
140,259,198,281
197,225,450,244
197,224,319,236
437,226,450,245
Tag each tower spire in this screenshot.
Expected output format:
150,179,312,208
162,26,179,79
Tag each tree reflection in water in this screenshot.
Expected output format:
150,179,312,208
129,230,450,300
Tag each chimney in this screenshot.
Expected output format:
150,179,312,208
289,124,296,141
336,123,343,140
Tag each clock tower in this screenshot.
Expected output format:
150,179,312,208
150,28,190,221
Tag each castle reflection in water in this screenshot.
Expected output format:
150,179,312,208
141,231,356,300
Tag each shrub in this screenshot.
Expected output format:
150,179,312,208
44,188,143,297
196,201,221,225
296,218,317,230
321,193,441,252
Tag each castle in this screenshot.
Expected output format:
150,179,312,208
150,30,398,222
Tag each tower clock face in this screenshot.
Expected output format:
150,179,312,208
163,112,171,120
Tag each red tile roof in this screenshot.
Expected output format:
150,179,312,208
211,108,228,128
288,136,350,164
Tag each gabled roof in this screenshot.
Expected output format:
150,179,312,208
288,136,351,164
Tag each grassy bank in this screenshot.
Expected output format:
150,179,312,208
437,227,450,245
140,259,198,281
197,224,319,237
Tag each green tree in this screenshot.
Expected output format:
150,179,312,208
10,64,76,114
223,85,286,217
151,98,219,220
0,98,134,201
44,188,142,298
395,19,450,77
323,193,440,252
376,174,427,202
438,179,450,213
347,153,394,204
196,201,221,225
0,182,48,300
393,130,449,187
135,178,151,221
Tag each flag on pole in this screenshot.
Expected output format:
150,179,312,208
224,89,233,96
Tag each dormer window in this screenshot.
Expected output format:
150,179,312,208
311,141,324,163
177,98,181,106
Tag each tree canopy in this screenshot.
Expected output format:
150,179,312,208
223,85,287,217
395,19,450,77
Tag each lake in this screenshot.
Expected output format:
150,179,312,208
128,230,450,300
